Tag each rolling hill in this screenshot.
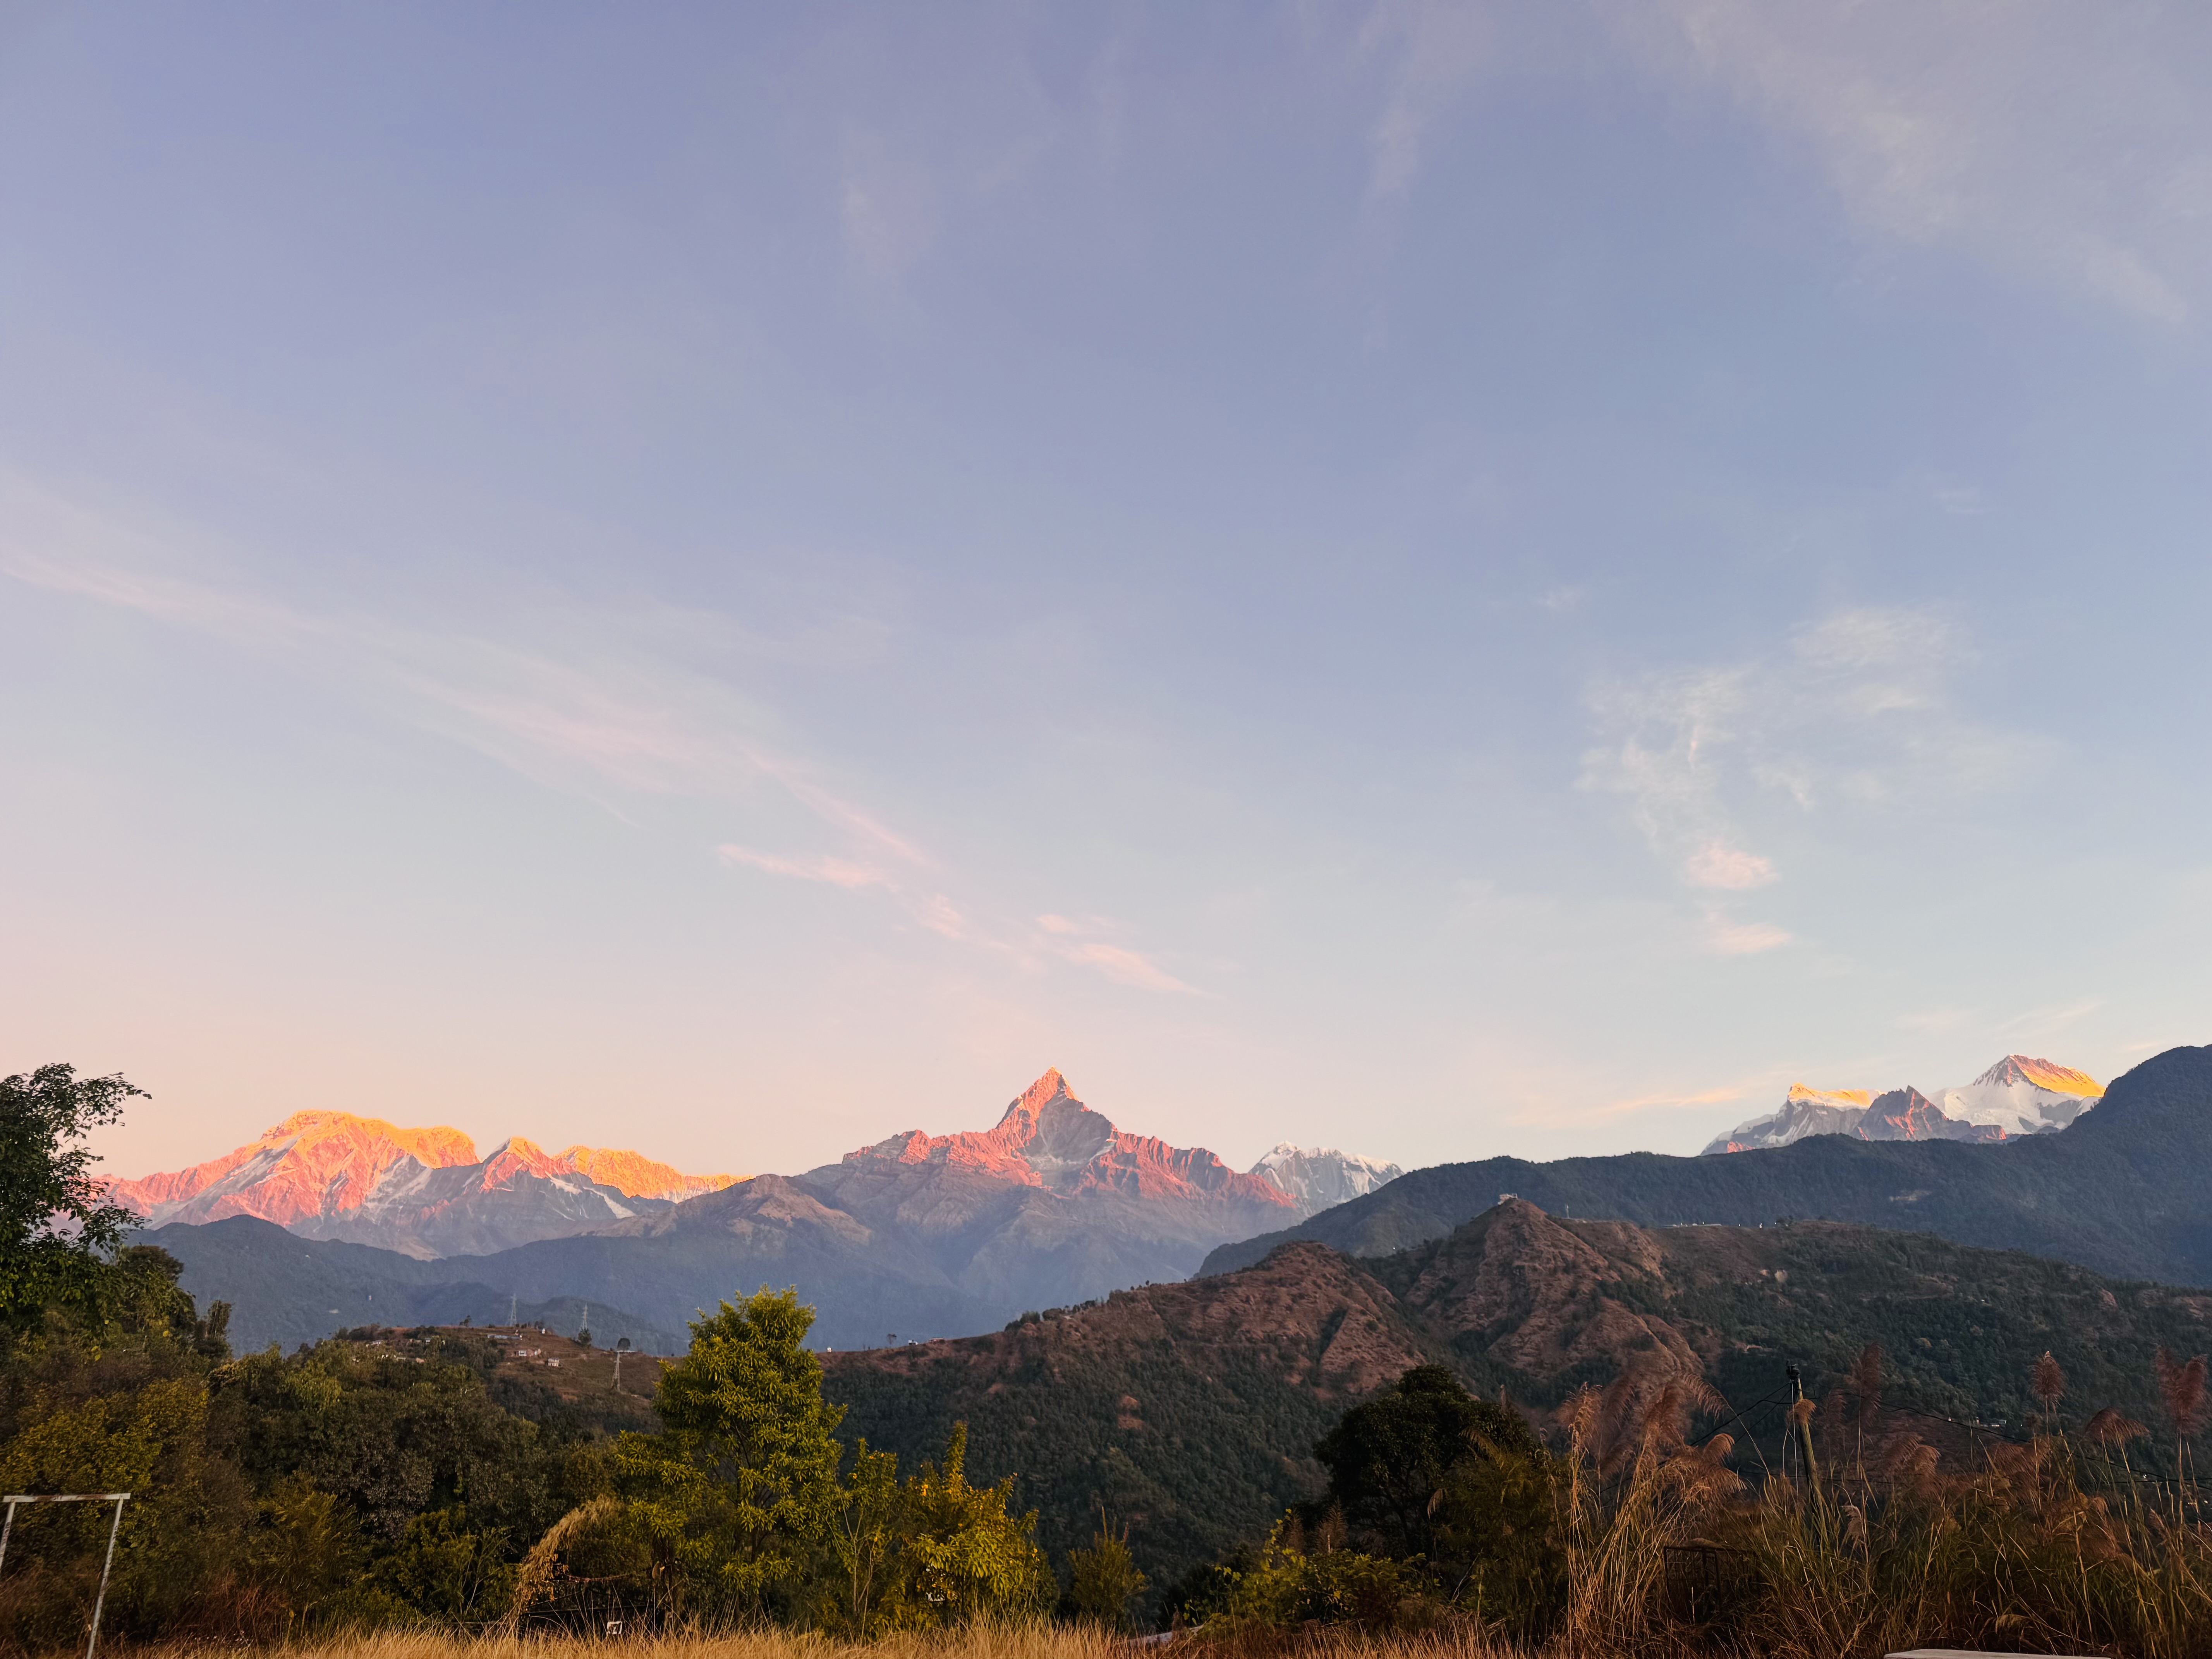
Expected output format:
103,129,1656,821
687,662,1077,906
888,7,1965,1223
826,1196,2212,1592
143,1215,687,1354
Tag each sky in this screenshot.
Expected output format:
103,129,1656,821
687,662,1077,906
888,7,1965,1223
3,2,2208,1183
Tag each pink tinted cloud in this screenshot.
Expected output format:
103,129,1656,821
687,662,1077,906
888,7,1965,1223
716,844,888,890
1684,841,1778,890
1058,941,1198,996
1707,918,1791,956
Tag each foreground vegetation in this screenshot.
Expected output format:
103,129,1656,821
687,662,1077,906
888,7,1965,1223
7,1064,2212,1657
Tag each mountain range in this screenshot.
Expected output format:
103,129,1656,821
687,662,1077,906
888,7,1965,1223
1704,1055,2103,1153
110,1110,741,1257
1203,1045,2212,1287
126,1048,2211,1360
826,1189,2212,1590
134,1070,1398,1350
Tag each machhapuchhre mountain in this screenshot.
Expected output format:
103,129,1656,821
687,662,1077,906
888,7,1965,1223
109,1109,742,1257
1704,1054,2103,1152
826,1190,2212,1588
1204,1045,2212,1288
134,1069,1392,1350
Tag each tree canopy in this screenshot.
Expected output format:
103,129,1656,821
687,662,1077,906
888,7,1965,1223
0,1063,145,1331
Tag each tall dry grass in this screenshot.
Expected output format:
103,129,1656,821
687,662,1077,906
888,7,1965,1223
121,1630,1522,1659
1540,1346,2212,1659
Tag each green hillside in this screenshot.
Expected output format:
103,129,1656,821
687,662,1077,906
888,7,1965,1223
828,1204,2212,1592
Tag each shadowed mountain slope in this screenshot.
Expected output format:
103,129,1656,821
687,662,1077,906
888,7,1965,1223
1202,1046,2212,1286
143,1215,685,1354
829,1194,2212,1592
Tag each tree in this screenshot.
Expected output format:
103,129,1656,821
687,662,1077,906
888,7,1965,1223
817,1425,1053,1635
1067,1514,1148,1631
1314,1365,1543,1558
619,1288,845,1620
1312,1365,1558,1628
824,1441,903,1635
0,1064,145,1331
890,1424,1053,1626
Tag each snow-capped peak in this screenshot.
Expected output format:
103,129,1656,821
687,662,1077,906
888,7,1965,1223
1704,1055,2104,1155
1249,1143,1403,1215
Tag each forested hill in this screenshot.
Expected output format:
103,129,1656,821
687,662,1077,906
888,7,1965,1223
826,1196,2212,1591
1201,1044,2212,1286
144,1215,686,1354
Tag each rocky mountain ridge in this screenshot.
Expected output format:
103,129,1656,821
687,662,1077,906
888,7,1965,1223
1705,1054,2101,1153
111,1111,742,1258
142,1070,1392,1346
1204,1045,2212,1288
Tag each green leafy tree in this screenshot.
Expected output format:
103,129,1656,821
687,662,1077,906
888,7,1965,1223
1215,1517,1420,1628
1312,1365,1559,1630
824,1441,903,1635
378,1506,515,1619
0,1064,144,1331
890,1424,1053,1626
1314,1365,1543,1555
618,1287,844,1620
1067,1514,1148,1631
211,1338,557,1545
817,1425,1053,1635
249,1476,366,1620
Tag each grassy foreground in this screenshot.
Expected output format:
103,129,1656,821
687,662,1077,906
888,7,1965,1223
125,1634,1513,1659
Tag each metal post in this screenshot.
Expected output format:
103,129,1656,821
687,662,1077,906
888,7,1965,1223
0,1494,130,1659
85,1495,126,1659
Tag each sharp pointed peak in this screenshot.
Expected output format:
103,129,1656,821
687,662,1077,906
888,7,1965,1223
998,1067,1080,1122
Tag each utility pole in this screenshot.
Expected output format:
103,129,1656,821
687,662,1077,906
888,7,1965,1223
1788,1365,1819,1498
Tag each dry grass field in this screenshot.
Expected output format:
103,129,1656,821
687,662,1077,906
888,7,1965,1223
142,1633,1511,1659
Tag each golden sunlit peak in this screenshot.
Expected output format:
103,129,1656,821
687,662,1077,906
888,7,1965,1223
1977,1055,2104,1097
1785,1083,1872,1107
258,1110,480,1168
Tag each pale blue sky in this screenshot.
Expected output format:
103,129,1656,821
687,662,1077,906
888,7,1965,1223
3,2,2207,1180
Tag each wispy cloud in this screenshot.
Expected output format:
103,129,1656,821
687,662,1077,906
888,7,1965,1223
0,471,922,862
1030,913,1201,995
1997,998,2103,1036
1582,602,2053,951
1509,1069,1776,1128
717,845,890,890
1705,916,1791,956
1623,0,2212,323
1054,939,1199,996
1362,0,1492,199
841,129,940,285
2,472,1206,1000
